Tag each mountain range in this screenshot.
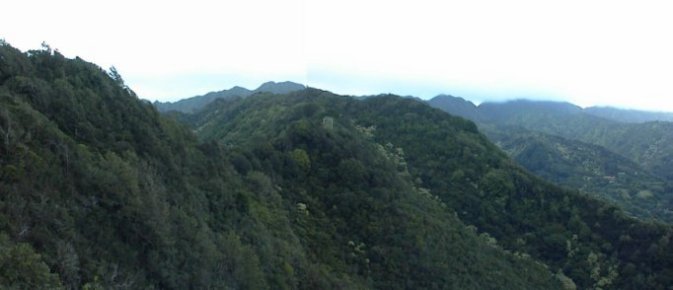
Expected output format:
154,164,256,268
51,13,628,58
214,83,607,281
429,96,673,124
153,81,306,113
429,95,673,222
2,41,673,289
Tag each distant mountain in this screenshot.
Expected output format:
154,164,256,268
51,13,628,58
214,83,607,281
427,95,479,120
0,43,565,289
483,127,673,222
585,106,673,123
154,81,305,113
4,41,673,289
154,85,252,113
429,98,673,179
481,104,673,182
429,97,673,222
477,99,584,124
191,89,673,289
428,95,585,123
255,80,306,95
429,96,673,124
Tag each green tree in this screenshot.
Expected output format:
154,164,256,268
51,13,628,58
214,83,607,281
291,148,311,173
0,234,63,289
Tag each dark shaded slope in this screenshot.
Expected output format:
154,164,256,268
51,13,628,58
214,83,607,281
189,90,564,290
193,90,673,289
485,128,673,222
345,96,673,289
0,43,323,289
474,100,673,182
0,43,562,289
429,97,673,223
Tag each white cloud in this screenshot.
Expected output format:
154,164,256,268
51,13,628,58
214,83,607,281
2,0,672,111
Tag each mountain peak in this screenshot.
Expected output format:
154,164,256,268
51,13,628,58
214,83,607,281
230,85,248,90
155,81,305,113
428,94,479,120
227,86,251,94
431,94,476,106
479,99,583,115
254,81,306,94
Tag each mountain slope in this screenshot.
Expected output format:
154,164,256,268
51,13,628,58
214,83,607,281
4,41,673,290
482,102,673,182
484,127,673,222
1,42,307,289
154,81,305,113
189,90,568,289
427,94,479,120
0,43,563,289
193,91,673,289
255,81,306,94
467,99,673,181
429,96,673,222
154,85,252,113
429,95,673,124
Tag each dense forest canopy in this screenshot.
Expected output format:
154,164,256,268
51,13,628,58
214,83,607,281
429,95,673,223
1,42,673,290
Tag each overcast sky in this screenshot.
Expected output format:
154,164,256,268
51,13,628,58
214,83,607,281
2,0,672,111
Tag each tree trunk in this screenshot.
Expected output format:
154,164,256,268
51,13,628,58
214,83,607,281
0,108,10,149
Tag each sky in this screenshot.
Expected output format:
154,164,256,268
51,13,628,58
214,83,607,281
2,0,673,111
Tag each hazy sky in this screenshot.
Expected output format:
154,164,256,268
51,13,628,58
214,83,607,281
2,0,672,111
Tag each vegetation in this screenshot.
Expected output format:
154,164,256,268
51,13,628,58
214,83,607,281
341,97,673,289
154,81,304,113
3,41,673,289
475,100,673,182
193,91,673,289
429,95,673,223
484,127,673,222
0,43,564,289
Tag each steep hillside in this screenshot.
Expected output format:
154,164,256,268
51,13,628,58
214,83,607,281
484,127,673,222
154,81,305,113
0,43,564,289
1,42,307,289
190,91,570,289
429,96,673,222
193,91,673,289
461,99,673,181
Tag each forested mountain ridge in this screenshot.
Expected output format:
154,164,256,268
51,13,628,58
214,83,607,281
429,95,673,222
475,101,673,182
2,41,673,289
429,95,673,124
192,90,673,289
430,95,673,180
154,81,305,113
0,42,566,289
483,127,673,222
